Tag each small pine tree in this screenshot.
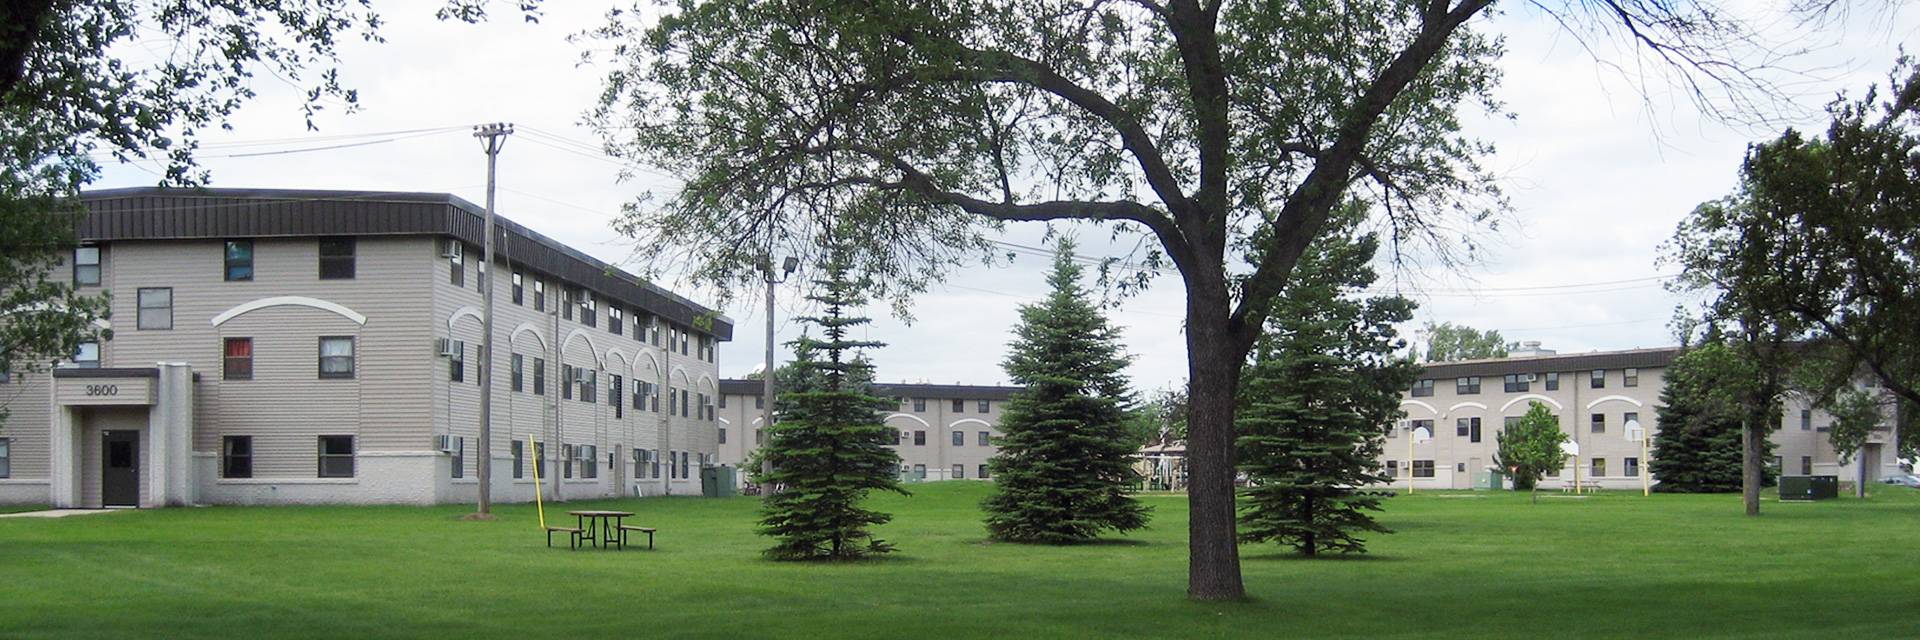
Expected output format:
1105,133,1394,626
1236,206,1416,556
748,252,905,560
1495,402,1570,502
1651,342,1778,492
982,239,1149,544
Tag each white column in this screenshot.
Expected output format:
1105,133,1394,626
49,405,80,508
153,363,196,506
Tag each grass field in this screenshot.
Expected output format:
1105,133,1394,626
3,483,1917,639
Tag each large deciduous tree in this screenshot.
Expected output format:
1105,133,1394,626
1494,401,1568,502
586,0,1818,599
1236,204,1417,556
983,239,1149,544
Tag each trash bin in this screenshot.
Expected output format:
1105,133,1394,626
700,465,738,498
1779,475,1838,500
1476,469,1505,490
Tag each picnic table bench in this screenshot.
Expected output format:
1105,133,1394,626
618,524,657,550
1560,480,1603,493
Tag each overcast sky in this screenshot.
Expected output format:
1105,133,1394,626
95,3,1918,392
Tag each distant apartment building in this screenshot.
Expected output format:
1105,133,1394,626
0,187,728,507
715,379,1020,482
1389,342,1903,490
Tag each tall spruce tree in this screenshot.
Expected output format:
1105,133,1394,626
1236,206,1417,556
983,239,1149,544
1650,342,1778,492
748,253,905,560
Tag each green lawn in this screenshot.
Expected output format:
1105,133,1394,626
3,484,1917,639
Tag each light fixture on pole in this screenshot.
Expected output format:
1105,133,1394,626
760,253,800,497
1625,419,1648,496
470,121,513,519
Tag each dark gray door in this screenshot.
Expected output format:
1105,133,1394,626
102,430,139,507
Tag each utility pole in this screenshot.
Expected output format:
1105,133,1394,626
760,253,799,497
472,122,513,518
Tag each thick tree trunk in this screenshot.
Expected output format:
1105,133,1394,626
1184,294,1245,601
1742,419,1763,516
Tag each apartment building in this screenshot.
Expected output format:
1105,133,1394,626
715,379,1020,483
1388,342,1903,490
0,187,728,507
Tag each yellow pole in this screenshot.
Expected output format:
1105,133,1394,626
529,434,546,529
1407,431,1415,495
1573,454,1581,495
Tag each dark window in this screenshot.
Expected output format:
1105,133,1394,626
953,464,965,479
137,287,172,330
1591,413,1606,433
1590,369,1606,389
1456,377,1481,395
73,246,101,285
913,464,927,479
648,317,661,345
581,369,596,404
978,399,990,412
680,388,690,417
1624,411,1639,430
1503,374,1528,393
668,386,677,414
451,436,465,479
223,338,253,380
318,435,355,477
718,428,727,444
913,398,927,412
1413,460,1435,478
755,395,764,409
318,337,354,379
979,431,990,446
581,445,598,479
533,279,546,311
611,375,623,419
222,436,252,478
1624,368,1640,387
1625,457,1640,477
224,240,254,281
579,291,596,327
678,450,689,479
511,271,524,305
1545,372,1560,391
1591,458,1606,477
719,394,728,409
510,354,524,392
447,241,465,287
1800,409,1812,431
561,289,575,321
978,464,990,479
448,340,465,382
562,365,574,400
609,307,624,335
562,444,574,479
534,442,547,479
1410,419,1434,439
1456,417,1482,443
1411,379,1435,397
914,430,926,446
1801,456,1813,475
512,440,524,479
952,430,964,446
952,398,965,413
532,358,546,395
72,341,100,368
318,237,355,279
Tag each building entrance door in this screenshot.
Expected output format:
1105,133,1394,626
102,430,140,507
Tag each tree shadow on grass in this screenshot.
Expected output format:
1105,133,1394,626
1241,550,1406,563
969,537,1157,547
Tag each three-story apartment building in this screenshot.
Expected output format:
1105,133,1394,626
715,380,1019,483
0,187,728,507
1386,342,1903,490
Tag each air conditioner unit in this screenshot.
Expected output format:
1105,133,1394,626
1521,373,1538,383
439,238,461,259
433,435,457,453
435,338,456,357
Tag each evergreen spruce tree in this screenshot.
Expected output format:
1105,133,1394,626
1236,206,1417,555
982,239,1149,544
1651,342,1778,492
748,252,905,560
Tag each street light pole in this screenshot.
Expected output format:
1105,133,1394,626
760,254,799,498
472,122,513,518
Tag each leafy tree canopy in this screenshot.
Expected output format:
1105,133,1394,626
1422,321,1514,362
1494,401,1568,500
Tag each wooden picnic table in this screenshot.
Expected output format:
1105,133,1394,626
567,510,634,549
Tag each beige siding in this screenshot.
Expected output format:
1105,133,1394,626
0,374,54,479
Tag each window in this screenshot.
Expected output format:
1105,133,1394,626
952,398,965,413
913,464,927,479
532,357,546,395
512,441,524,479
510,354,523,392
914,430,927,446
1591,457,1606,477
1411,379,1434,397
224,240,254,281
913,398,927,412
1410,419,1434,439
448,340,466,383
448,241,465,287
137,287,173,330
680,388,690,418
579,290,596,327
1544,372,1560,391
609,306,624,335
223,338,253,380
648,316,661,345
317,337,355,379
610,375,623,419
1800,456,1813,475
1456,417,1482,443
582,445,599,479
1412,460,1435,478
978,399,990,413
1503,374,1529,393
1624,457,1640,477
535,442,548,479
581,369,598,404
979,431,990,446
562,444,574,478
511,271,524,305
719,394,727,409
1800,409,1812,431
1624,368,1639,387
650,449,661,478
216,436,252,478
451,436,465,479
318,237,355,279
1590,369,1606,389
1623,411,1639,430
668,386,677,414
72,341,100,368
533,279,547,311
1456,376,1481,395
952,430,964,446
754,395,764,409
718,428,727,445
979,464,990,479
73,246,101,285
678,450,689,479
1590,413,1606,433
1504,416,1522,430
0,438,9,478
1385,460,1398,475
561,289,575,321
562,365,574,400
1457,462,1466,473
318,435,355,477
953,464,965,479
